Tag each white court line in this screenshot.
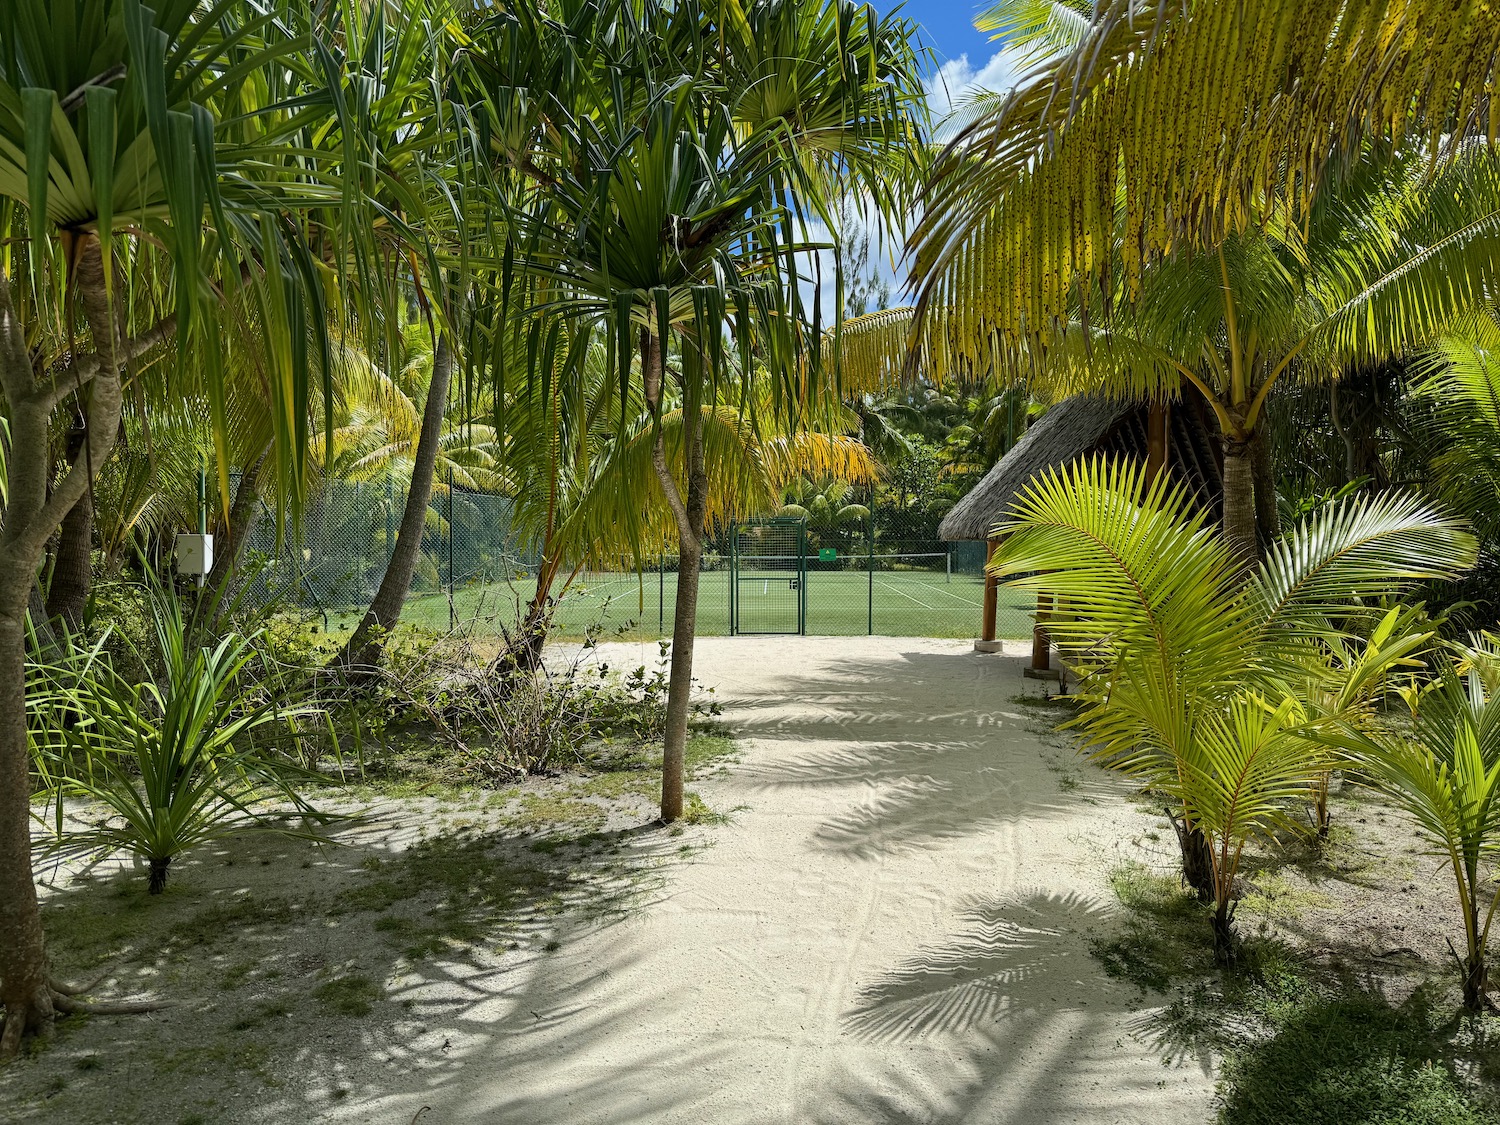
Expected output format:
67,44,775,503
869,576,945,612
873,575,984,609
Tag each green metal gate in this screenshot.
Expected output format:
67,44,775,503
730,517,806,635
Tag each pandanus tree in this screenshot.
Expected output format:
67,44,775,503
904,0,1500,565
993,459,1475,961
493,327,875,673
482,0,927,821
0,0,406,1057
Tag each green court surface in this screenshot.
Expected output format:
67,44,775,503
382,569,1036,640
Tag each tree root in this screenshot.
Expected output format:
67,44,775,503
47,968,113,997
0,988,56,1062
2,980,169,1061
48,993,170,1016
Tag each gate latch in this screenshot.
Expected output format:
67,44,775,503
789,578,799,590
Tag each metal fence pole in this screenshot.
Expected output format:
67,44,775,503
946,545,952,584
867,505,874,635
447,466,456,632
659,549,665,634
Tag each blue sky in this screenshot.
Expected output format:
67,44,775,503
803,3,1023,308
894,2,996,68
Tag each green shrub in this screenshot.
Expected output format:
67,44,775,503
35,584,331,893
1220,992,1494,1125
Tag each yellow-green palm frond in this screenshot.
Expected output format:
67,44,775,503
992,455,1248,679
757,432,877,491
912,0,1500,366
1249,490,1478,636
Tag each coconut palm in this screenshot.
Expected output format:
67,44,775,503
1333,640,1500,1011
912,0,1500,345
993,458,1475,961
1414,307,1500,547
779,476,871,548
903,0,1500,565
494,332,875,671
856,143,1500,565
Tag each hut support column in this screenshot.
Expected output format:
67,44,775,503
974,537,1004,653
1031,594,1053,671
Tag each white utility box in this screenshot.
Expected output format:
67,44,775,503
175,532,215,576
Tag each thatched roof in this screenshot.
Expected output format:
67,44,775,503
939,396,1134,541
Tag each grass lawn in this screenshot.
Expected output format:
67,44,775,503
349,569,1037,641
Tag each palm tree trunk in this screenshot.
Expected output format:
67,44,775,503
44,425,93,636
1461,879,1490,1012
0,242,126,1057
1221,435,1257,571
1169,807,1216,902
205,448,269,598
642,332,706,824
336,334,453,673
493,555,563,684
1212,896,1238,966
1249,426,1279,546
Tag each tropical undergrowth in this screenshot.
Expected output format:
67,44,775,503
321,618,724,786
1095,861,1500,1125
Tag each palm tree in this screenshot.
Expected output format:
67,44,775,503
1414,307,1500,546
778,476,871,549
0,0,423,1056
495,335,874,672
912,0,1499,340
907,1,1500,565
993,458,1475,960
859,144,1500,565
1334,640,1500,1011
483,0,928,821
331,323,509,670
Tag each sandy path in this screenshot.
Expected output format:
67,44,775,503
341,637,1215,1124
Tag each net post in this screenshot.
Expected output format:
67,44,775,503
659,548,665,635
946,545,952,584
867,505,874,635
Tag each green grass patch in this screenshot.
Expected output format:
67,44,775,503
1090,861,1214,993
333,831,566,959
1219,987,1497,1125
1238,871,1336,923
313,975,382,1018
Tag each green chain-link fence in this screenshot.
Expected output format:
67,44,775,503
235,473,1034,641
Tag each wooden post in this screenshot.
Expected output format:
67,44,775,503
1146,398,1170,483
1031,592,1053,672
981,537,999,643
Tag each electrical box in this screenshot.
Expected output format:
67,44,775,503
175,533,214,576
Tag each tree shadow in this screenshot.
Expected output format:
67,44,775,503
812,890,1215,1124
724,650,1118,858
6,810,693,1124
843,891,1120,1041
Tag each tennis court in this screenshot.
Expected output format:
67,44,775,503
390,567,1036,640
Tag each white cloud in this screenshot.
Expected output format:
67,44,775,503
925,45,1028,123
787,44,1037,317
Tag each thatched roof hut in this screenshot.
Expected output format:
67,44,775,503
939,392,1224,543
943,391,1224,656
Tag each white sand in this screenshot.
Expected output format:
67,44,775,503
334,636,1215,1124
